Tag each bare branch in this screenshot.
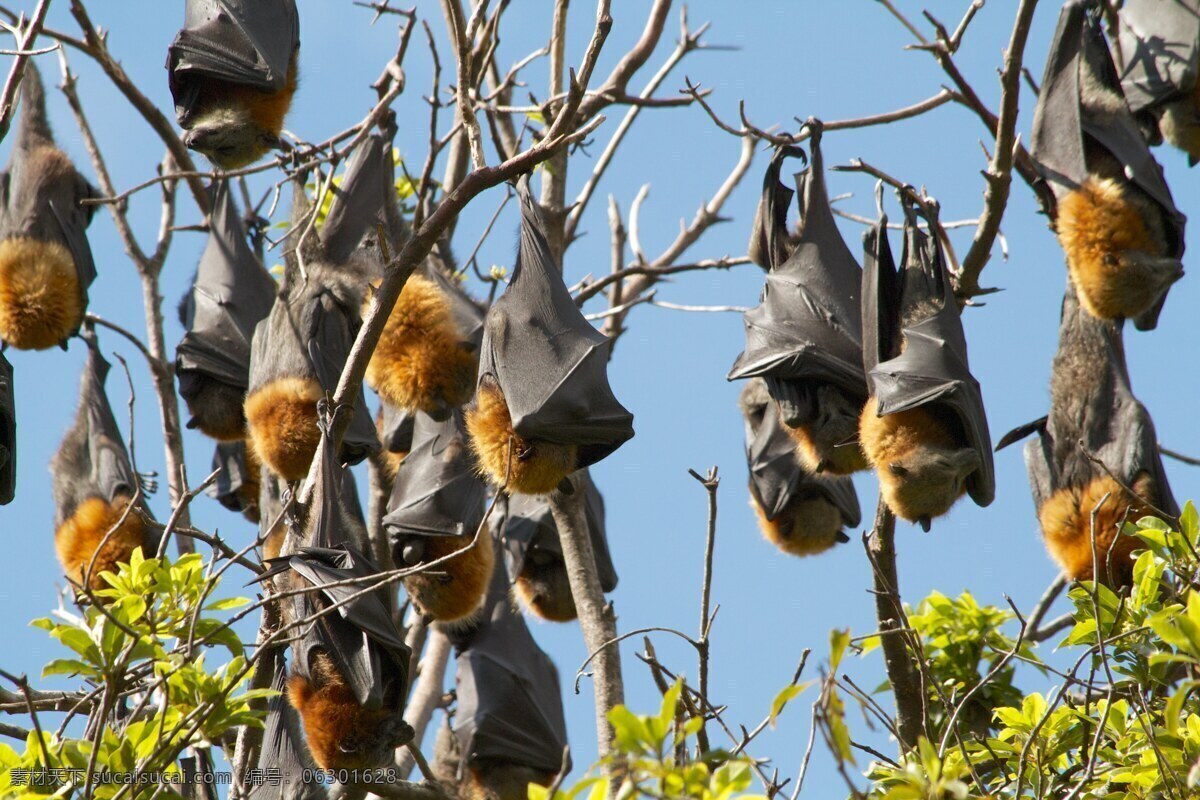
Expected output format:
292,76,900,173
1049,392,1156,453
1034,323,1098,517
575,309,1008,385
0,0,52,144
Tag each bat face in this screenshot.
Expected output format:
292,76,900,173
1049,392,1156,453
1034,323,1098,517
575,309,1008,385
0,64,97,351
177,181,277,441
0,351,13,505
469,183,633,493
168,0,301,169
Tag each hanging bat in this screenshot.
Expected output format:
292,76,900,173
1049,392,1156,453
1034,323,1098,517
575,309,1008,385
0,62,98,351
445,562,568,800
51,329,156,592
739,379,858,557
383,410,493,624
1031,0,1186,331
0,350,13,505
249,660,325,800
1110,0,1200,162
177,180,278,441
500,470,617,622
858,201,994,531
728,128,869,476
997,286,1177,587
258,425,411,771
375,401,414,484
166,0,300,169
210,439,261,523
245,176,380,481
467,181,634,495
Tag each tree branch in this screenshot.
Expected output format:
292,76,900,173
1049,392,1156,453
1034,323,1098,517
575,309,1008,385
0,0,52,145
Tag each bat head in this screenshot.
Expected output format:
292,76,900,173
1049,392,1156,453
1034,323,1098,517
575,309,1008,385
883,445,980,528
183,114,282,171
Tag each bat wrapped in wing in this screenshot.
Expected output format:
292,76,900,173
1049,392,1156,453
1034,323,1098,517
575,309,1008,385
210,439,262,522
0,351,13,505
51,329,156,592
997,285,1177,587
166,0,300,168
501,469,617,622
467,181,634,495
376,400,414,484
0,63,98,351
447,562,568,800
250,660,326,800
383,410,492,623
1031,0,1186,330
259,424,411,771
728,127,868,476
1110,0,1200,160
177,180,278,441
245,177,379,481
739,378,858,557
858,201,994,531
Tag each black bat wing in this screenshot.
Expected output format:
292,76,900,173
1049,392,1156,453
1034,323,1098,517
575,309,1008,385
728,134,866,421
746,145,798,270
379,401,415,454
867,208,995,508
452,564,569,775
321,125,396,265
251,660,326,800
305,292,380,465
383,410,487,540
81,335,140,505
1114,0,1200,115
178,181,278,387
47,183,99,330
167,0,299,124
478,184,634,467
0,350,13,505
210,440,252,514
860,211,902,376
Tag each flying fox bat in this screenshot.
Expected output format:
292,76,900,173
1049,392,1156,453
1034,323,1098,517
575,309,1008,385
383,410,492,624
445,562,568,800
739,379,858,556
728,128,868,476
249,660,325,800
177,180,277,441
1110,0,1200,162
210,439,261,523
0,351,13,505
167,0,300,169
500,470,617,622
997,285,1177,587
51,329,156,592
1031,0,1186,330
858,201,994,531
0,62,98,351
244,177,379,481
258,426,411,771
467,182,634,495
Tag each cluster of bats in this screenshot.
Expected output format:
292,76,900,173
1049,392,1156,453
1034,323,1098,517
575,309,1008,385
0,1,637,799
729,0,1196,591
0,0,1197,794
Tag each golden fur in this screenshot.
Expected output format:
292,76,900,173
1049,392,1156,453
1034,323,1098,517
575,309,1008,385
0,236,82,350
461,763,554,800
1056,177,1177,321
750,492,844,557
235,441,262,523
514,558,576,622
466,381,577,495
186,59,298,170
55,495,147,592
287,651,408,771
402,530,495,623
1038,473,1155,587
1158,79,1200,164
365,274,477,415
244,376,323,481
859,397,979,525
786,423,868,476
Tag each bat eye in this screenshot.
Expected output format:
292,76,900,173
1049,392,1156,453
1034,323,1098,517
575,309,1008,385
401,540,425,565
888,463,908,477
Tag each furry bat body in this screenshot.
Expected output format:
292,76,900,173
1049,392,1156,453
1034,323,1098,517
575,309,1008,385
859,203,994,530
0,63,98,351
1032,0,1186,330
467,182,633,494
740,379,858,556
729,129,868,476
998,287,1177,586
384,410,492,624
177,181,277,441
52,331,155,592
167,0,300,169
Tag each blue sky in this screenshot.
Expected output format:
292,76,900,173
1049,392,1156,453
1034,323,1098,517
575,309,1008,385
3,0,1199,794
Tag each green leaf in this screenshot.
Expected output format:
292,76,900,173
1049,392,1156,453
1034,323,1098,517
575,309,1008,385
41,659,97,680
1165,681,1200,736
203,597,249,612
768,682,812,728
829,628,850,672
